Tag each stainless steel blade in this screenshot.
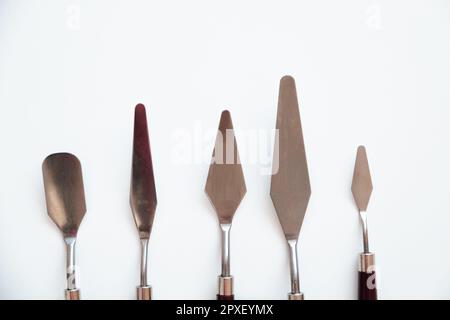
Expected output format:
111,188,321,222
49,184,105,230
130,104,157,240
270,75,311,241
351,146,373,212
205,110,246,224
42,153,86,238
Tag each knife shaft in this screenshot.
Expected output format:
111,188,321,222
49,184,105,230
137,239,152,301
64,237,77,290
287,239,300,294
359,211,370,253
220,223,231,277
140,238,149,286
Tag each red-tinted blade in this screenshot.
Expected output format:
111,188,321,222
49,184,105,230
130,104,157,239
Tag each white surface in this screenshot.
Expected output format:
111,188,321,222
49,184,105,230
0,0,449,300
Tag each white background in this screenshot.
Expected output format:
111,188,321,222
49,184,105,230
0,0,449,300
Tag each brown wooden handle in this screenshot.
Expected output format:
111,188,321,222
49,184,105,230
65,289,80,300
359,253,377,300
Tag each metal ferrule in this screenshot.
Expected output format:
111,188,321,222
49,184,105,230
65,288,80,300
137,285,152,300
218,276,233,296
288,292,304,300
359,252,376,273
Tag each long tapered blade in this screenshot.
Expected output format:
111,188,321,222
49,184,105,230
270,76,311,241
351,146,373,211
205,110,246,224
130,104,157,239
42,153,86,238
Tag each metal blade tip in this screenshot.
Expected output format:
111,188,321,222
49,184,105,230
280,75,295,86
135,103,146,114
219,110,232,131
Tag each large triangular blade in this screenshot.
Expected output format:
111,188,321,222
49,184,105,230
351,146,373,211
130,104,157,239
270,76,311,241
205,110,246,224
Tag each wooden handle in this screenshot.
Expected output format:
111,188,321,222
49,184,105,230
217,276,234,300
137,286,152,300
359,253,377,300
65,289,80,300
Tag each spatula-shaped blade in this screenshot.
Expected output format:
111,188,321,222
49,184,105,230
205,110,246,224
130,104,157,239
42,153,86,238
351,146,373,211
270,76,311,241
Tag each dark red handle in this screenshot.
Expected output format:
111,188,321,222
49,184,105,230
217,294,234,300
359,271,377,300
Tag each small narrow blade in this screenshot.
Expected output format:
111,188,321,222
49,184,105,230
351,146,373,211
42,153,86,238
205,110,246,224
270,76,311,241
130,104,157,239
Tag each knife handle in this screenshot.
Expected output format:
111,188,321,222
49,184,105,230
358,253,377,300
65,289,80,300
137,286,152,300
217,276,234,300
217,294,234,300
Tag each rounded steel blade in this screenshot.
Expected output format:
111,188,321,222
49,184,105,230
42,153,86,238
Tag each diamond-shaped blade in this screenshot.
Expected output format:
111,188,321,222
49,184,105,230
270,76,311,241
351,146,373,211
130,104,157,239
205,110,246,224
